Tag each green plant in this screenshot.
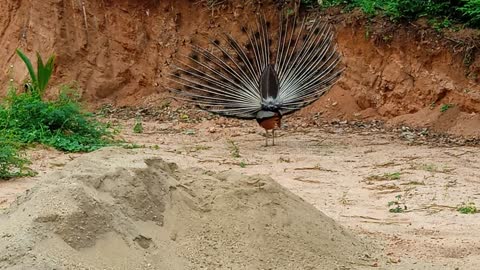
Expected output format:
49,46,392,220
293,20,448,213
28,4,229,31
457,202,478,214
322,0,479,29
1,87,114,152
364,172,401,182
424,163,438,172
321,0,350,8
133,117,144,134
459,0,480,27
382,0,438,21
150,144,160,150
356,0,377,16
227,140,240,158
0,51,117,178
429,18,453,32
283,7,296,17
385,172,401,180
16,49,55,99
122,143,145,149
0,136,34,179
239,161,247,168
180,113,189,122
440,103,454,112
388,195,407,213
413,163,437,172
194,145,211,151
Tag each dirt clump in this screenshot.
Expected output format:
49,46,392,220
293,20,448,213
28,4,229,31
0,147,375,270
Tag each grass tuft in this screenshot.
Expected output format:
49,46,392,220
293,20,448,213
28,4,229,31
457,202,477,214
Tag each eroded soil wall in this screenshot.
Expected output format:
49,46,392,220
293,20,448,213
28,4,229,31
1,0,479,135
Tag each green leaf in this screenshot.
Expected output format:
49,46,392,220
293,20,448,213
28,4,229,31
16,49,38,87
36,52,55,94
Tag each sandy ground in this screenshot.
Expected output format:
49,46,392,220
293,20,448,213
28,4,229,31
1,118,480,269
1,147,374,269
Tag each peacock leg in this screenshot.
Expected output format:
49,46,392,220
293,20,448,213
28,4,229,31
272,129,275,146
265,129,268,147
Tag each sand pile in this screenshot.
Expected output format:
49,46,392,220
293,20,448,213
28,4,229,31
0,148,374,270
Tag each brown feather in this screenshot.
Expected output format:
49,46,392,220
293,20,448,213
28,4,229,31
257,114,282,130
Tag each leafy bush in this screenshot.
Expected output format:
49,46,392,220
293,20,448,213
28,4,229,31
459,0,480,27
0,86,114,152
0,135,33,179
319,0,480,28
0,50,115,179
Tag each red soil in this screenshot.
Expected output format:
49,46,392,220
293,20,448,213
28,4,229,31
0,0,479,137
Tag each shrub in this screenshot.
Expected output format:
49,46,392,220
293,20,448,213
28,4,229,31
319,0,480,29
459,0,480,27
0,50,116,179
0,85,114,152
0,135,33,179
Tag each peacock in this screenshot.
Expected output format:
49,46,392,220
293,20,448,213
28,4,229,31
169,12,343,146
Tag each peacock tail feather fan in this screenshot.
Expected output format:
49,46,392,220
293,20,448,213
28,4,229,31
168,13,344,121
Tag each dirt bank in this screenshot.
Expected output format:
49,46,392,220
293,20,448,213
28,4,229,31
0,147,376,270
0,0,479,136
305,12,480,137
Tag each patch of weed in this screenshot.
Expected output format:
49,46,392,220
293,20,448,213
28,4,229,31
122,143,145,149
227,140,240,158
0,88,114,152
440,103,454,113
388,195,407,213
0,137,35,179
410,163,453,173
429,18,453,32
150,145,160,150
180,113,190,122
133,117,144,134
384,172,401,180
185,145,211,153
457,202,478,214
364,172,401,182
195,145,211,151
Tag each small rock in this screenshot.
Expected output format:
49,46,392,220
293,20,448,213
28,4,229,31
401,131,416,141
